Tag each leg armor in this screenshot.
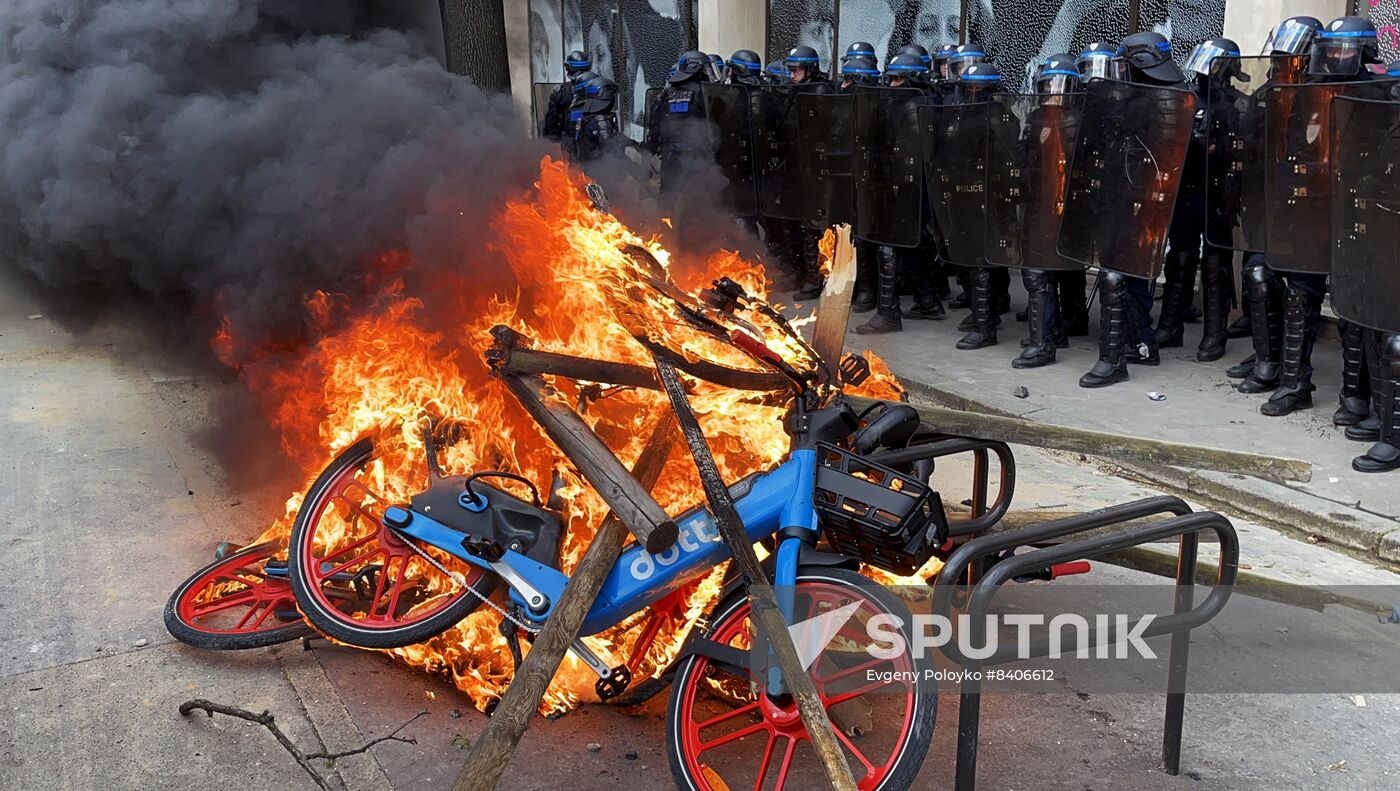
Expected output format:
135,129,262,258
852,242,876,313
955,267,998,349
1237,256,1282,392
1079,272,1130,388
1013,269,1057,368
1197,246,1232,361
903,245,945,320
791,225,824,301
1346,330,1384,442
1056,270,1089,336
1153,248,1198,347
855,245,904,335
1333,320,1371,426
1260,279,1319,416
1353,333,1400,473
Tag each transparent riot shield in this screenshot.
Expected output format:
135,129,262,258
701,83,759,216
923,101,992,266
1204,55,1306,252
1265,81,1390,274
852,86,925,247
798,92,854,227
753,85,819,221
534,81,567,138
1058,80,1197,280
984,94,1086,270
1329,96,1400,334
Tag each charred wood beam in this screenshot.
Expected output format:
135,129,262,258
653,353,858,791
849,394,1312,483
451,417,677,791
810,224,857,381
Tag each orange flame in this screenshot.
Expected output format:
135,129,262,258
219,156,905,713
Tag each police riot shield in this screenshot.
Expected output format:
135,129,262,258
922,101,991,266
701,83,759,216
534,81,567,138
1058,80,1197,280
1264,81,1390,274
797,92,854,226
753,85,819,221
852,86,925,247
642,87,659,143
984,94,1085,270
1329,96,1400,334
1204,56,1306,252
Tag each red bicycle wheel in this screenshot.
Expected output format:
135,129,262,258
287,437,496,649
164,542,312,649
666,567,936,790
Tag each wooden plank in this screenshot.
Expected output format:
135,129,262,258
451,418,677,791
500,371,680,552
653,354,858,791
810,224,858,380
847,394,1312,483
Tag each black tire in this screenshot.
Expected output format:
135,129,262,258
164,542,313,650
287,437,496,649
666,566,937,790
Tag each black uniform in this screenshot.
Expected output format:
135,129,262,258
543,51,594,140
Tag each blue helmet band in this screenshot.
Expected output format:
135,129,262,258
1318,30,1377,39
886,63,927,71
786,56,820,62
729,57,760,67
565,59,591,68
950,50,987,59
1081,51,1113,57
1039,68,1080,77
961,73,1001,81
843,66,880,75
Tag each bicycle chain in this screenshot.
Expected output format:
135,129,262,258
385,525,541,635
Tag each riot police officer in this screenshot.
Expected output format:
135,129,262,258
1153,37,1241,362
727,50,764,86
1080,31,1183,388
897,44,932,70
764,58,790,84
1015,54,1083,368
568,74,620,162
839,55,882,314
1261,16,1381,418
707,53,728,83
542,51,595,139
946,62,1005,349
783,45,833,301
1230,16,1321,396
646,50,709,193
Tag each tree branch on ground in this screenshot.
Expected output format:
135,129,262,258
179,698,426,790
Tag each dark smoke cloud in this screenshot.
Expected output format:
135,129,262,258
0,0,542,351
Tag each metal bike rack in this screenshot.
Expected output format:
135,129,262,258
929,495,1240,790
868,434,1016,538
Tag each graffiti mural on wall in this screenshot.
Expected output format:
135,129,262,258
1365,0,1400,64
766,0,1225,91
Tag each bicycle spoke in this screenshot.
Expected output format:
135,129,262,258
772,737,798,789
812,655,895,685
694,699,762,737
190,589,257,616
316,545,385,581
752,733,778,791
699,719,770,752
833,725,878,776
822,675,903,708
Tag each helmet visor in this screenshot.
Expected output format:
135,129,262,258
1264,20,1315,55
1309,37,1371,76
947,54,985,80
1078,54,1127,81
1184,42,1240,76
1035,72,1079,95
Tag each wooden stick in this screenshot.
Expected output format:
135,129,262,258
847,394,1312,483
811,224,857,381
500,370,679,552
653,354,858,791
450,418,677,791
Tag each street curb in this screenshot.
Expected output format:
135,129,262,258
896,375,1400,565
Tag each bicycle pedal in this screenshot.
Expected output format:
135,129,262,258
594,666,632,701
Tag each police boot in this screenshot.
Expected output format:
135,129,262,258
852,245,876,313
1013,270,1056,368
1237,262,1283,394
855,246,903,335
956,268,998,349
1058,271,1090,336
1226,354,1255,379
1353,334,1400,473
1152,249,1196,348
1197,248,1231,362
1333,321,1371,426
1080,273,1129,388
904,294,945,320
1346,331,1383,442
1261,285,1315,416
1226,274,1252,339
949,267,971,310
791,228,825,301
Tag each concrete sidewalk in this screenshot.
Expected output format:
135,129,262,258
832,289,1400,565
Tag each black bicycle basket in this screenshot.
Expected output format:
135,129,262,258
813,442,948,575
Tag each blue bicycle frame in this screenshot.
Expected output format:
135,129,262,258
383,448,818,636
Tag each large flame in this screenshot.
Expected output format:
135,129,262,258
217,157,907,713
